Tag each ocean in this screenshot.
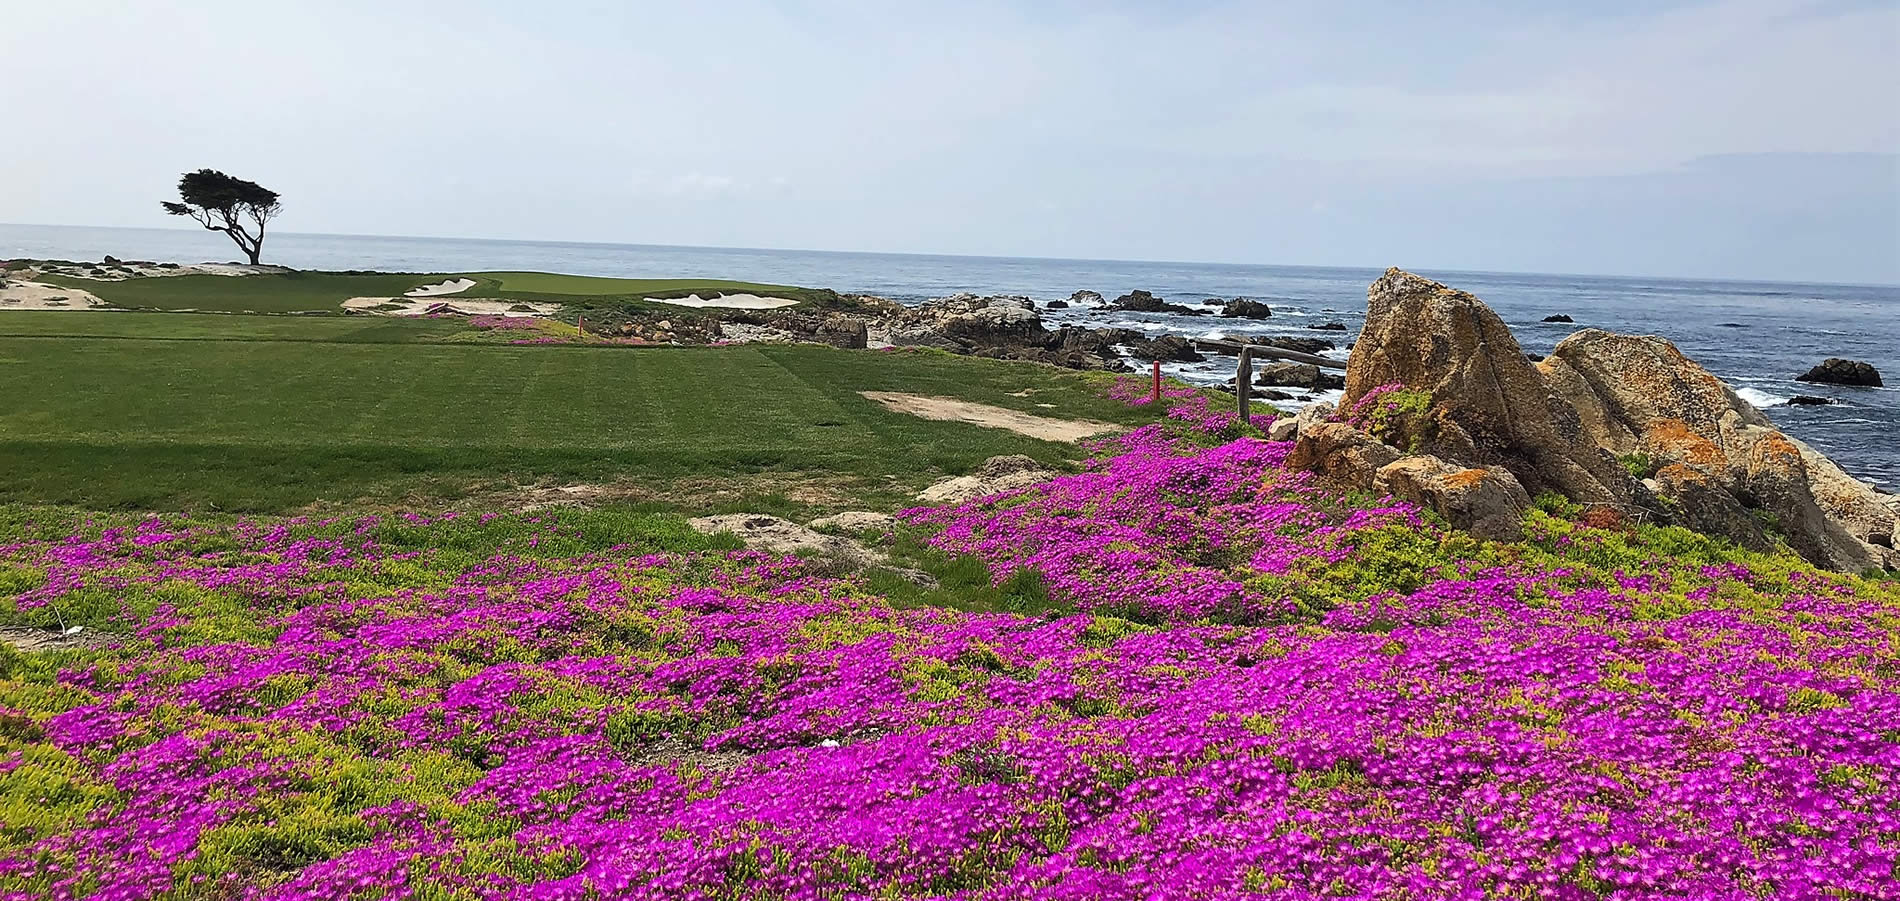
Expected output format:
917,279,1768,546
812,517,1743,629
5,223,1896,490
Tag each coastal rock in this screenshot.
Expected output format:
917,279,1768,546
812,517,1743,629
1343,269,1636,506
819,315,868,349
918,455,1055,504
1220,298,1273,319
1795,358,1882,387
808,511,897,533
1111,290,1196,314
1255,362,1343,391
1539,328,1891,571
937,296,1045,345
1127,335,1203,363
1309,322,1348,331
1266,417,1300,442
1255,336,1336,354
1649,464,1778,554
1045,299,1069,309
689,514,883,571
1284,422,1403,488
1069,290,1104,305
1374,456,1531,541
1542,314,1574,323
1786,395,1834,406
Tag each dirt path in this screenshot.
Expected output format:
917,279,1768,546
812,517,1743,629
859,391,1118,442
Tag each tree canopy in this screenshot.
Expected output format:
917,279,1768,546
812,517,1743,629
161,169,282,265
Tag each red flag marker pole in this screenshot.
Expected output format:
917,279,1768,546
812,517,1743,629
1151,360,1161,402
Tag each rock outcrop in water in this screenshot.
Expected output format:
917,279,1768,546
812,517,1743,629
1796,358,1883,387
1283,268,1897,571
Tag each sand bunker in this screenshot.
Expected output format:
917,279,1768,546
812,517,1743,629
341,297,560,317
405,278,477,297
859,392,1119,443
0,280,108,310
647,293,798,310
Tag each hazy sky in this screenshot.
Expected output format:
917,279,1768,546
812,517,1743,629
3,0,1897,283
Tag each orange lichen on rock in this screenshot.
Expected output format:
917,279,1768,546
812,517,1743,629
1445,468,1489,489
1749,432,1804,468
1642,419,1728,467
1655,463,1713,485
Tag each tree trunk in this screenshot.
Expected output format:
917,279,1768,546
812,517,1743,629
246,245,261,265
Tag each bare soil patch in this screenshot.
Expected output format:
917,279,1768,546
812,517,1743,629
858,391,1119,443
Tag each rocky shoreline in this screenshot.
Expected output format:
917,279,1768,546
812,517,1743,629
1273,269,1898,572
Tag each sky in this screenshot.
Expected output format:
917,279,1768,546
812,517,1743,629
2,0,1897,283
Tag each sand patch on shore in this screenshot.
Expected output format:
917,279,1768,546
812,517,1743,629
0,280,108,310
405,278,477,297
648,293,797,310
342,297,560,317
859,391,1118,442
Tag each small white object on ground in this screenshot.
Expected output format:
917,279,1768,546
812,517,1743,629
404,278,477,298
646,293,798,310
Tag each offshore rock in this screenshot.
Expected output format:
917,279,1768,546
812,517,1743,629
1220,298,1273,319
1127,335,1204,363
1111,290,1197,314
1795,358,1882,387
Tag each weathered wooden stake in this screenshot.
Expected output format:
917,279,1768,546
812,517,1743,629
1236,346,1253,421
1150,360,1162,402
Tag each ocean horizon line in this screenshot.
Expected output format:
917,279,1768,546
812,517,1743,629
7,221,1897,292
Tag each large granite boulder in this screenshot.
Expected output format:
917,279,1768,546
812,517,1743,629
1284,422,1403,488
1375,456,1531,542
1540,329,1892,571
1343,268,1636,505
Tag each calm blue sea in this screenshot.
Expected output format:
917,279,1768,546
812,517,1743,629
5,223,1896,490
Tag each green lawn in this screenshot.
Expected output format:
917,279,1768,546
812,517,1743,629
0,314,1160,513
38,272,447,313
0,311,472,343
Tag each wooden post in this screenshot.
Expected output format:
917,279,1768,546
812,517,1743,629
1150,360,1161,402
1236,346,1253,421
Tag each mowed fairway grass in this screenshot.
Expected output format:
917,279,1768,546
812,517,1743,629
0,312,1164,512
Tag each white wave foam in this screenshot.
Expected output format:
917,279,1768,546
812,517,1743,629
1736,387,1790,408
